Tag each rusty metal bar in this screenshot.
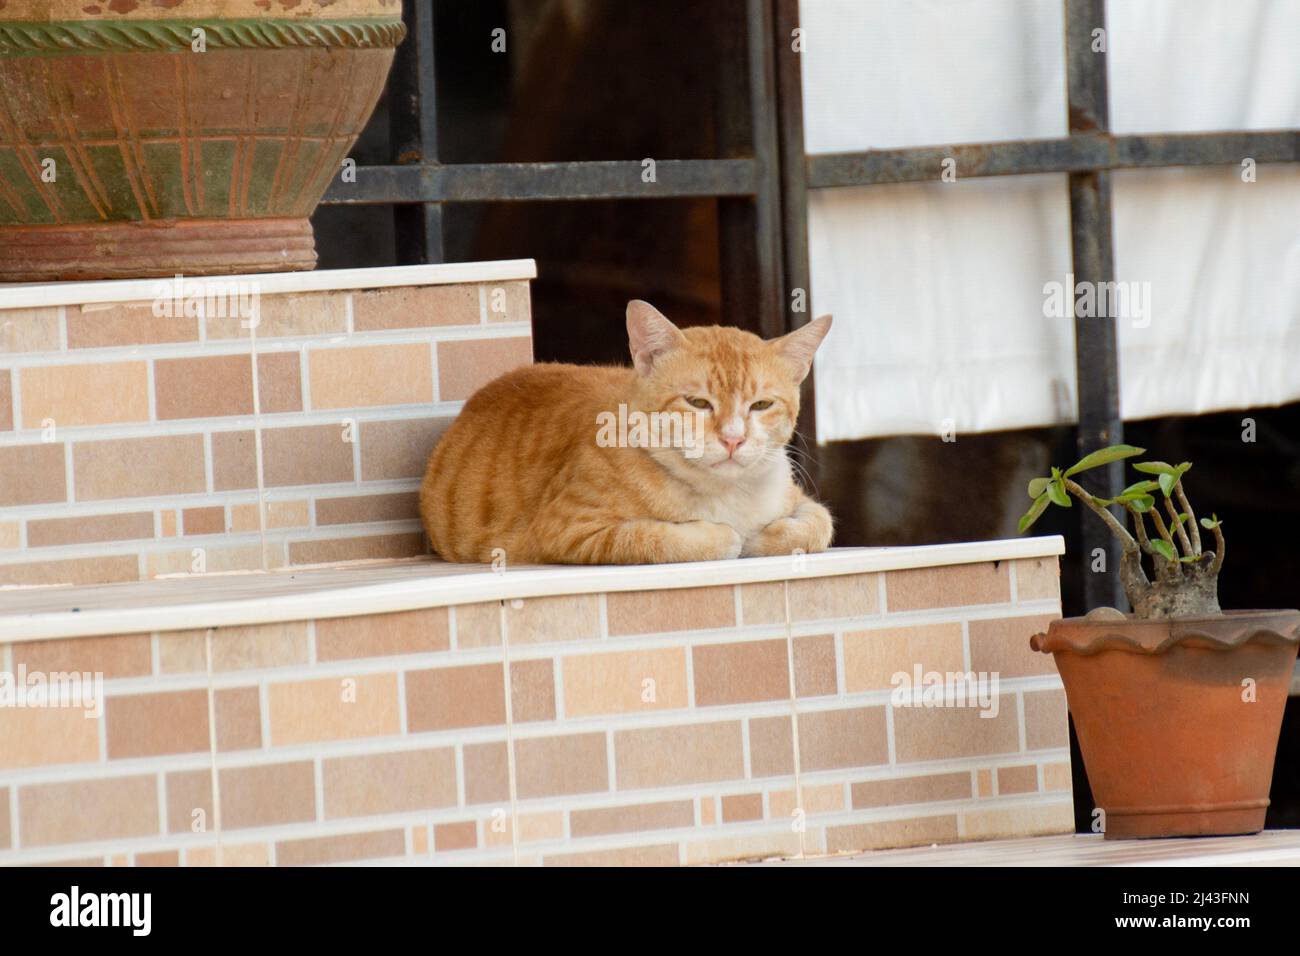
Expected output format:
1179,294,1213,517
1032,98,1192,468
1067,0,1125,612
388,0,442,262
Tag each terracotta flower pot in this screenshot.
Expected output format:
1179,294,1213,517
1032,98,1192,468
1032,609,1300,839
0,0,404,280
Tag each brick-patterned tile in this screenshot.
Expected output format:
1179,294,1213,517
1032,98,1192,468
315,607,450,661
484,811,564,847
0,706,101,769
893,702,1020,762
165,770,212,834
463,741,509,805
206,291,347,340
21,361,149,426
505,594,601,643
276,829,406,866
0,444,66,507
569,800,695,838
434,821,478,851
824,814,959,854
405,663,505,732
11,633,152,680
692,640,788,706
211,430,259,491
748,715,794,777
315,492,419,525
961,802,1073,840
721,793,764,823
287,532,425,565
308,343,433,409
770,782,844,817
1,306,60,352
322,748,458,818
19,775,159,847
0,521,18,550
359,417,453,481
968,614,1060,678
1015,557,1060,601
106,689,209,759
182,506,226,535
67,302,197,348
352,284,481,331
510,658,556,722
843,623,965,693
547,844,679,867
256,350,303,413
268,673,401,745
0,554,139,586
0,369,11,430
230,500,309,532
1044,761,1072,792
799,707,890,772
794,634,838,697
27,511,154,548
562,648,687,716
154,354,253,420
219,762,316,829
851,771,972,808
885,562,1010,611
606,586,734,635
454,602,500,648
135,850,180,867
614,721,744,789
262,423,354,487
1024,688,1069,750
215,687,262,752
74,435,206,500
788,573,878,621
436,336,532,401
997,764,1039,794
211,622,308,671
515,733,609,798
484,281,531,324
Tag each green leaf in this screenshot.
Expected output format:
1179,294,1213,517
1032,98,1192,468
1124,494,1155,513
1158,472,1177,496
1172,512,1190,527
1133,460,1176,475
1121,480,1159,496
1063,444,1146,478
1150,539,1177,562
1018,493,1051,534
1046,478,1071,508
1179,555,1200,564
1027,477,1050,499
1200,514,1223,530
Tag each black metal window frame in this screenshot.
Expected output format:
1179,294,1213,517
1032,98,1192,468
322,0,1299,609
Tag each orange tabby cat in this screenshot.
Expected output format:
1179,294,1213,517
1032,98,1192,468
419,300,833,564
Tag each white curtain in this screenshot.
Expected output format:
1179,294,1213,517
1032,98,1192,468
802,0,1300,442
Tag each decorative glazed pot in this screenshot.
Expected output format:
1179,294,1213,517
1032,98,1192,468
0,0,404,280
1032,609,1300,839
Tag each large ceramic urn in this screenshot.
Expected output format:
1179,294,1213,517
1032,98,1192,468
0,0,404,280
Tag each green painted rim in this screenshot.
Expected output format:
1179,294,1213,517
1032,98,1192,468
0,17,407,56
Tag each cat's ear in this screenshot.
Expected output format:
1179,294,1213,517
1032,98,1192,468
627,300,685,376
772,315,832,381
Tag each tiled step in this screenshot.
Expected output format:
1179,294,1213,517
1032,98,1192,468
0,538,1074,866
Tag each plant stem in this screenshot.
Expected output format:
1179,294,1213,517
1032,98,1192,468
1149,507,1178,554
1127,505,1157,556
1164,495,1194,556
1062,477,1139,553
1175,482,1201,554
1210,522,1225,576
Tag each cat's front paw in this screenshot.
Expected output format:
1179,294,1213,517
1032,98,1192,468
683,521,743,561
742,504,833,558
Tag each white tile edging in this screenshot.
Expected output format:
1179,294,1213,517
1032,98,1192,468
0,260,538,311
0,536,1063,643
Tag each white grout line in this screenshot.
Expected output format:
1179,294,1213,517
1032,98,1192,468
203,627,225,867
781,580,806,860
498,600,521,867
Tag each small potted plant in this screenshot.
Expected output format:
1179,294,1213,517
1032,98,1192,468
1019,444,1299,839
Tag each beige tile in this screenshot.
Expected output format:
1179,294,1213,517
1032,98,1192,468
277,829,407,866
359,416,453,481
824,814,960,854
288,532,425,565
211,621,309,671
322,748,458,818
700,796,717,825
157,629,208,673
411,825,429,856
434,821,478,851
569,800,695,838
1015,557,1061,601
961,802,1074,840
977,768,994,797
436,336,532,401
1044,761,1073,792
852,772,972,808
799,707,890,772
484,811,565,847
515,732,609,799
721,793,764,822
0,706,101,769
165,769,212,834
215,686,262,752
269,673,401,745
454,602,500,648
682,832,802,866
262,423,354,487
67,301,197,348
210,429,258,491
135,850,180,867
74,434,206,500
510,657,556,722
0,443,66,507
795,634,838,697
788,573,878,621
770,782,844,818
463,741,509,805
315,607,450,660
0,368,11,430
886,561,1010,611
615,721,744,789
315,491,419,525
12,633,152,680
308,343,433,409
230,499,310,532
20,775,159,847
505,593,601,643
1024,688,1069,750
145,543,270,577
186,843,270,867
606,585,735,636
219,762,316,829
182,506,226,535
206,291,347,340
352,284,481,331
160,509,178,537
748,715,794,777
154,354,253,420
27,511,154,548
256,350,303,414
893,702,1021,762
0,554,139,586
968,614,1061,678
0,521,19,550
105,689,209,759
563,647,688,716
546,844,679,867
692,639,789,706
843,623,965,693
483,281,531,324
0,306,60,352
997,764,1039,795
406,663,505,731
20,361,149,426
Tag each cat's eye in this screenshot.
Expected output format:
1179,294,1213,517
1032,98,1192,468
749,399,775,412
685,397,713,411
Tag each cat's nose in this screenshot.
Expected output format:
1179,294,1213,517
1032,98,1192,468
722,436,746,457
